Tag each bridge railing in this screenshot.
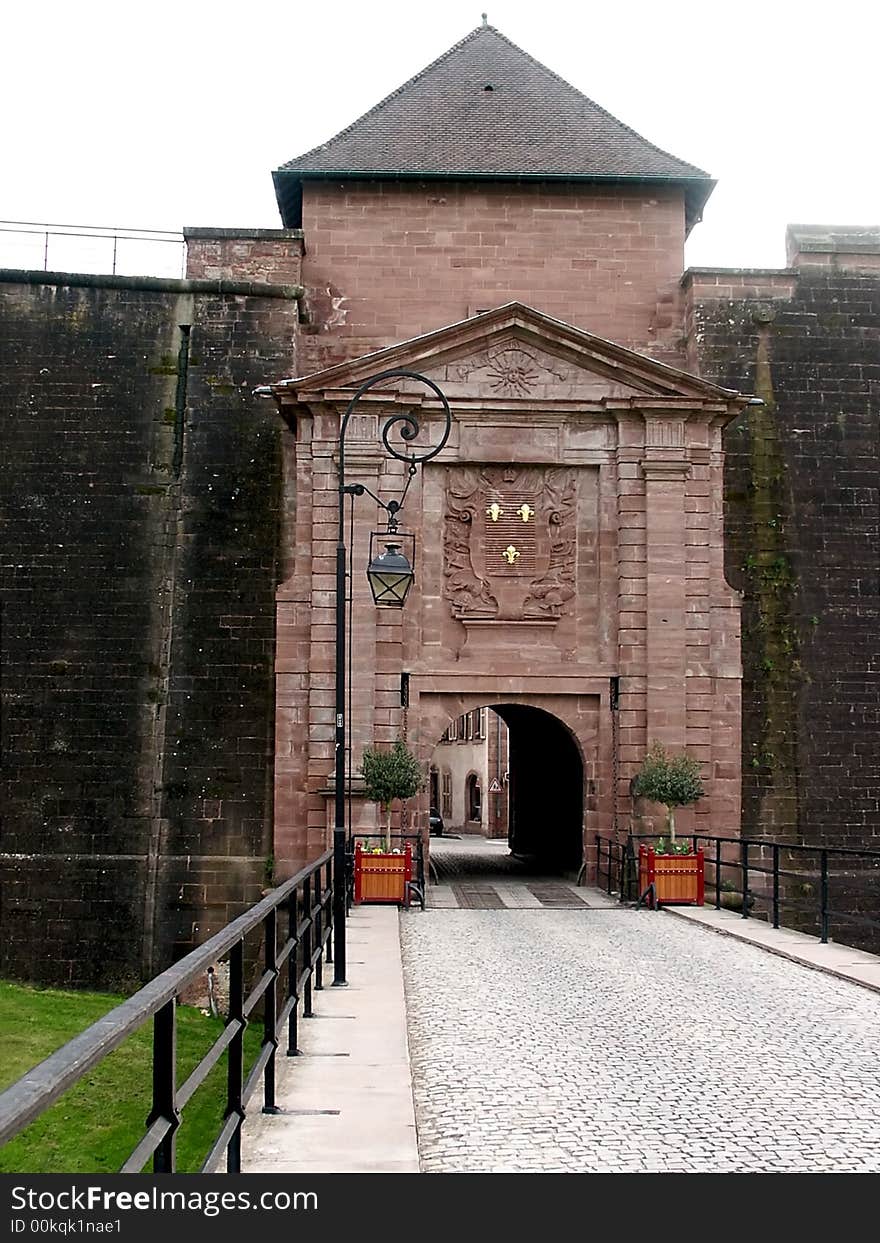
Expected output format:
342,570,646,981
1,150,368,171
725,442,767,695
596,832,880,949
0,220,186,279
0,849,333,1173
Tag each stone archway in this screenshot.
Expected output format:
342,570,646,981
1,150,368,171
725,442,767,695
415,691,598,876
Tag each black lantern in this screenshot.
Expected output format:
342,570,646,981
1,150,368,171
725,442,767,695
366,533,415,607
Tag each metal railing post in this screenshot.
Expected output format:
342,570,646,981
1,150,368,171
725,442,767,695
715,837,721,909
741,840,750,919
302,885,313,1018
150,999,179,1173
286,889,300,1057
772,843,780,928
820,850,829,943
226,941,244,1172
324,860,333,964
314,870,324,991
345,841,354,916
262,909,279,1114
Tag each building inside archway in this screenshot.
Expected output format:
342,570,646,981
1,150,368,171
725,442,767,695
430,708,509,840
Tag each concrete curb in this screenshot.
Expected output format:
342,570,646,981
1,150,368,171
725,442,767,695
662,906,880,997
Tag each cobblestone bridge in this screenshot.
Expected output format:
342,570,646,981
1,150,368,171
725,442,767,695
246,836,880,1174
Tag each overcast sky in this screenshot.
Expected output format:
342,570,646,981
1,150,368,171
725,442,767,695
2,0,877,274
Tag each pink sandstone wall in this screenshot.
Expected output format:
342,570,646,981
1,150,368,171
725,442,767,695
180,195,744,880
298,180,687,373
185,228,304,286
272,308,746,878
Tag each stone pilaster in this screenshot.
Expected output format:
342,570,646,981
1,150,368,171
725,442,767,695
641,457,691,751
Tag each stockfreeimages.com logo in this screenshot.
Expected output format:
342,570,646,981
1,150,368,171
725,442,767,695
11,1186,317,1220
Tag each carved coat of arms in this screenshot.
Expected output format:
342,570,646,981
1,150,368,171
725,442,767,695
443,466,577,621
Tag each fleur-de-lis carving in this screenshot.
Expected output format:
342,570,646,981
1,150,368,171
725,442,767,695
486,502,503,522
517,503,534,522
503,545,520,565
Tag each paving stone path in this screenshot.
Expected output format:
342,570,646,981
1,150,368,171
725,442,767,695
401,895,880,1172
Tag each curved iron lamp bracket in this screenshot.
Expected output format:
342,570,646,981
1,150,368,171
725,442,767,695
337,368,453,537
339,366,452,466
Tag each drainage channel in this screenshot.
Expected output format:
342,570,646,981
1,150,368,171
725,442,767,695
442,882,593,910
451,884,506,909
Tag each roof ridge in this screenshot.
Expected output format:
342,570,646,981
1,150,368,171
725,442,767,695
279,23,707,180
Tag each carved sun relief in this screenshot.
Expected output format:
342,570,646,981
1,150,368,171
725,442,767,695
443,466,577,621
485,349,539,396
454,345,569,397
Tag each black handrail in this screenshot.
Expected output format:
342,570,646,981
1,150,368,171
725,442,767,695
0,849,334,1173
595,832,880,947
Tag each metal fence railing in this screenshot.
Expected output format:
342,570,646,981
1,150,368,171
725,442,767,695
0,849,333,1173
596,832,880,949
0,220,186,279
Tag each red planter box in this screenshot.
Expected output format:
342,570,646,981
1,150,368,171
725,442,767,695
354,843,412,905
639,845,704,907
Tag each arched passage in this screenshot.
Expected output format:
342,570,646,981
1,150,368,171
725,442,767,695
420,696,594,880
491,704,584,870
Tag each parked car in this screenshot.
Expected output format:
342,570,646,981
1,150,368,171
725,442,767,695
429,806,444,836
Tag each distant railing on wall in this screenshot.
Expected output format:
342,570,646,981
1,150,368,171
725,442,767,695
0,849,333,1173
596,832,880,951
0,220,186,279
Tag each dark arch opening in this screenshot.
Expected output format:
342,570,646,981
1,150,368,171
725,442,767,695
490,704,584,871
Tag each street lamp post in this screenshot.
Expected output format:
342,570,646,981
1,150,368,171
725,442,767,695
332,369,451,985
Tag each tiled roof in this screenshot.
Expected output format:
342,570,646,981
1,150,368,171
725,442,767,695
273,24,713,227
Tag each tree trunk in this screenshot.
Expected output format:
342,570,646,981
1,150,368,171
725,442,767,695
384,801,392,852
667,805,676,843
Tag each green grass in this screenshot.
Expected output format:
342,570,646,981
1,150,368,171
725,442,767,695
0,980,263,1174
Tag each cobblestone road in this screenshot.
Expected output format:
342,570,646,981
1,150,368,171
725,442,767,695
401,902,880,1172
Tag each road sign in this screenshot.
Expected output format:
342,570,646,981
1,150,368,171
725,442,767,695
489,778,502,793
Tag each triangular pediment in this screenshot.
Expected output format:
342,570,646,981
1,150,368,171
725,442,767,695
273,303,744,410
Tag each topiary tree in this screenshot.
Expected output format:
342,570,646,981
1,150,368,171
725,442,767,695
360,739,424,851
632,740,704,845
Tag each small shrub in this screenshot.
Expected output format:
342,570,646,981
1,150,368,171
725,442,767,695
361,739,423,850
632,741,705,843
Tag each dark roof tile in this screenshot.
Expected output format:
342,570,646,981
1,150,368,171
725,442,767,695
273,25,712,227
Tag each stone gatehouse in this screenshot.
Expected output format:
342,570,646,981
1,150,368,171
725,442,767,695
268,305,747,876
255,23,748,877
1,22,877,986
